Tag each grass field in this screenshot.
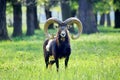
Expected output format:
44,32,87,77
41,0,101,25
0,27,120,80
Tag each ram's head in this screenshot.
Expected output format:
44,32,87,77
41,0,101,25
44,17,83,39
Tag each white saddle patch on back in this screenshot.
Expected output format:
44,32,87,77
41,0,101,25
46,39,53,51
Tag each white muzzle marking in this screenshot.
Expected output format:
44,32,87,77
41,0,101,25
60,31,66,37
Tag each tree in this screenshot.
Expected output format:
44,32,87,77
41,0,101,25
100,13,105,26
95,13,97,25
44,0,58,29
93,0,112,26
12,2,22,37
60,0,75,33
34,5,40,29
70,0,78,17
26,0,35,36
44,2,53,29
114,10,120,28
0,0,9,40
114,0,120,28
78,0,98,34
60,0,71,21
106,13,111,26
44,1,52,20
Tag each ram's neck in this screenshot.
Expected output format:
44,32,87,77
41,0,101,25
56,37,70,47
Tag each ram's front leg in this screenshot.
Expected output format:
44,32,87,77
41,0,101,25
45,54,49,68
65,47,71,69
65,56,69,69
55,57,59,72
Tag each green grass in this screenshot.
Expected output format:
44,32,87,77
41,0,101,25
0,27,120,80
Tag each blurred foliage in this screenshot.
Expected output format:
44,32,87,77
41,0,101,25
5,0,120,16
93,0,120,14
113,0,120,11
37,0,59,8
93,0,113,14
70,0,78,11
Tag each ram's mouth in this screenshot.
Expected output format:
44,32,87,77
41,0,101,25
60,37,65,41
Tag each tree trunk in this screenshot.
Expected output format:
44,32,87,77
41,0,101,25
44,5,53,29
60,0,75,33
95,13,97,25
106,13,111,26
45,7,52,20
78,0,98,34
26,5,35,36
34,5,40,29
0,0,9,40
114,10,120,28
71,9,76,17
12,3,22,37
60,0,71,21
100,13,105,26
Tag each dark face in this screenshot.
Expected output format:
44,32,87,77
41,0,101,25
57,26,68,42
58,27,67,38
60,29,66,38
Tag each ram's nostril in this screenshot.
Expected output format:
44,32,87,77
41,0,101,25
62,33,65,36
60,31,66,37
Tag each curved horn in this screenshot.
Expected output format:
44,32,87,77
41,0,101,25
64,17,83,39
44,18,62,39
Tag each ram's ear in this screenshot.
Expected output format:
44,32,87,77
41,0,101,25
54,25,59,29
64,17,82,39
67,25,72,29
44,18,62,39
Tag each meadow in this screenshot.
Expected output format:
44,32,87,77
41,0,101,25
0,27,120,80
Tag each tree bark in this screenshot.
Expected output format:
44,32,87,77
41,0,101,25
78,0,98,34
114,10,120,28
95,13,97,25
60,0,71,21
44,5,53,29
71,9,76,17
34,5,40,29
12,3,22,37
26,5,35,36
100,13,105,26
106,13,111,26
45,7,52,20
0,0,9,40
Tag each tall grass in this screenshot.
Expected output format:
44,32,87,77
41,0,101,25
0,27,120,80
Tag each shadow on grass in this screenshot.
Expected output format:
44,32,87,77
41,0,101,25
98,26,120,33
11,30,45,41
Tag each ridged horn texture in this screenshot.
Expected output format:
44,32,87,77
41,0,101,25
44,18,63,39
64,17,83,39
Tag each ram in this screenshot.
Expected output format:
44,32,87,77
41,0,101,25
43,17,82,71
